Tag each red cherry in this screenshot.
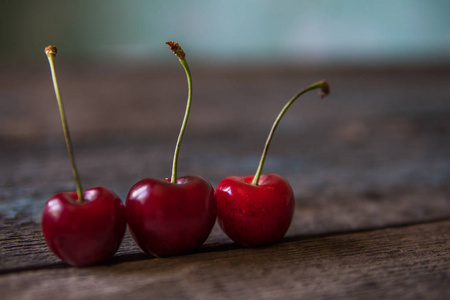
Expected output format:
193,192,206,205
126,42,217,257
41,187,126,267
216,174,294,247
42,46,127,266
215,80,329,247
126,176,216,257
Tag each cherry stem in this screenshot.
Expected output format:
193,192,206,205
45,46,84,202
166,42,192,184
251,80,330,186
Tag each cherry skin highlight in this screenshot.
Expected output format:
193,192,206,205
41,187,126,267
216,174,294,247
126,175,217,257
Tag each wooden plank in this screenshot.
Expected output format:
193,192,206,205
1,220,448,300
2,185,449,271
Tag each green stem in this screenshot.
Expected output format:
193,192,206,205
251,80,330,186
170,57,192,183
45,46,84,202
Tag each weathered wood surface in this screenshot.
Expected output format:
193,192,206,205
1,221,449,300
0,66,449,299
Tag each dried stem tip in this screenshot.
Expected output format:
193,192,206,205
166,41,186,59
45,45,57,57
319,80,330,98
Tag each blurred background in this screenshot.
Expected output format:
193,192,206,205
1,0,450,67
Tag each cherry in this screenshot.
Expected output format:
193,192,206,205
42,187,126,267
126,176,215,257
126,42,217,257
41,46,126,267
216,80,330,247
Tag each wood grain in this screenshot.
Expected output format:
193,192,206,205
1,221,449,300
1,185,449,272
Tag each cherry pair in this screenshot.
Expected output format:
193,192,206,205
41,42,329,267
41,43,215,266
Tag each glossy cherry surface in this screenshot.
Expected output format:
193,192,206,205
216,173,294,247
126,175,217,257
41,187,127,267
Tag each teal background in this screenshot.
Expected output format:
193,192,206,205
1,0,449,66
